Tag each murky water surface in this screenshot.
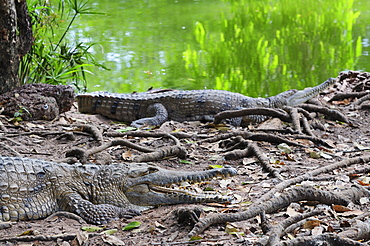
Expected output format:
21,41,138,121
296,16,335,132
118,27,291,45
72,0,370,97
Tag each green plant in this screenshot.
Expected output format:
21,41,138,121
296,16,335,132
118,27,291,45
11,106,32,122
19,0,108,92
183,0,362,97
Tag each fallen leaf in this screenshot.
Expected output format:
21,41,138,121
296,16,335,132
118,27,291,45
286,206,300,217
225,224,244,236
116,126,136,132
331,99,351,105
359,197,370,205
327,225,335,232
81,226,104,232
122,150,132,159
202,207,216,212
303,220,321,229
209,164,224,169
219,179,232,188
319,152,333,159
278,143,292,154
101,229,118,235
285,153,296,161
179,160,193,164
309,151,321,159
154,221,166,229
341,210,365,217
332,205,351,213
357,180,370,186
353,142,369,151
190,235,203,241
102,235,125,245
122,221,141,231
311,226,324,235
17,230,36,236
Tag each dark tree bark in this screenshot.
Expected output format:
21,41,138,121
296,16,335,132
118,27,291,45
0,0,33,93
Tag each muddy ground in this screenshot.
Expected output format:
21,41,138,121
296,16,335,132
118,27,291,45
0,74,369,245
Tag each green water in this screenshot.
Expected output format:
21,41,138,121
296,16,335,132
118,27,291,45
71,0,370,97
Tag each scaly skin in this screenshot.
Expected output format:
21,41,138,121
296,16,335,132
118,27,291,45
77,78,336,127
0,157,236,224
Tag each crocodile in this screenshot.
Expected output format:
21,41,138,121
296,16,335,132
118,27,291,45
0,156,236,224
77,78,336,127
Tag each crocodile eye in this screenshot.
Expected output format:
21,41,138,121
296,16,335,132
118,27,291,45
148,166,159,173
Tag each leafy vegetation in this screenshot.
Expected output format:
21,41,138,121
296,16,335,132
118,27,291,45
183,0,362,97
19,0,108,92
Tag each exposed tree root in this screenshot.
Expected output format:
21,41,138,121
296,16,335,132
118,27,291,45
290,134,331,147
281,233,367,246
65,139,154,163
213,107,291,125
339,220,370,241
297,104,349,123
224,141,283,180
105,130,196,139
350,93,370,109
70,124,104,144
255,155,370,204
300,117,314,136
328,91,369,103
359,103,370,110
286,107,302,134
201,131,306,148
189,185,369,236
257,208,325,246
65,132,185,163
133,145,187,162
189,154,370,236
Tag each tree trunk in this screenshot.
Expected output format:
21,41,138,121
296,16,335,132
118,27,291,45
0,0,33,93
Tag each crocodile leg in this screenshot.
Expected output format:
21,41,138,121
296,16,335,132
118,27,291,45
131,103,169,128
58,192,142,224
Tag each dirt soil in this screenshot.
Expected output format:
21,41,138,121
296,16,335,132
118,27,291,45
0,74,369,245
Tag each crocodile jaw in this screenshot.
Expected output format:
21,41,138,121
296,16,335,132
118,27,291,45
123,166,237,207
286,78,336,106
125,183,233,207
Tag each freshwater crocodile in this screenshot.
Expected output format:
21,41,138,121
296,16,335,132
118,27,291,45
0,156,236,224
77,78,336,127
